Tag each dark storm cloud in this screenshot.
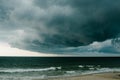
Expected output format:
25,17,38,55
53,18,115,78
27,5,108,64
0,0,120,53
32,0,120,46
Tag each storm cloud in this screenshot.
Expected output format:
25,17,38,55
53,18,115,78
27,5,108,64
0,0,120,53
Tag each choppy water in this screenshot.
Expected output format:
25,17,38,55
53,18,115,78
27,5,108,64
0,57,120,80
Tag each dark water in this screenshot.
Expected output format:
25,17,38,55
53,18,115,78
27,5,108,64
0,57,120,80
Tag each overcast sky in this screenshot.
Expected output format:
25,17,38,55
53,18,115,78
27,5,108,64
0,0,120,56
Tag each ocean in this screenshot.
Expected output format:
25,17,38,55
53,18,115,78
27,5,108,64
0,57,120,80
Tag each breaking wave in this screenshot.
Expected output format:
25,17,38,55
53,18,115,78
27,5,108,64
0,67,61,73
0,64,120,80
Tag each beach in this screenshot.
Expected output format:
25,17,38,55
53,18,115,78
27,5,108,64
35,72,120,80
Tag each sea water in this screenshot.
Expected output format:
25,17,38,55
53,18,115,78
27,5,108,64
0,57,120,80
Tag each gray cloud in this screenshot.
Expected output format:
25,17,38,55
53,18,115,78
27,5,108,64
0,0,120,53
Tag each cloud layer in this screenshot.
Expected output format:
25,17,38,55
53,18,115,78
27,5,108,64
0,0,120,53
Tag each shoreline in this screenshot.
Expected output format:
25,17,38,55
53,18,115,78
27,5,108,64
34,72,120,80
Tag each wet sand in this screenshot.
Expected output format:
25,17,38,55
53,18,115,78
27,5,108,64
34,72,120,80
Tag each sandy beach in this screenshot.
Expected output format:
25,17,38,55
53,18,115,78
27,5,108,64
34,72,120,80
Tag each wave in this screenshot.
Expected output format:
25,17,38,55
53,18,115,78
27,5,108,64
0,65,120,80
0,67,61,73
82,68,120,75
0,76,48,80
66,71,76,74
65,67,120,75
64,67,120,77
0,68,120,80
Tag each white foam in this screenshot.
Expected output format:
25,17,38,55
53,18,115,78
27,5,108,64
0,76,47,80
89,68,95,70
86,65,94,68
66,71,76,74
78,65,84,68
0,67,61,73
82,68,120,75
0,67,120,80
56,67,62,70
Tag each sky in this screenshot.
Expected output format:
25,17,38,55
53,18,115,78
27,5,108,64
0,42,56,56
0,0,120,56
